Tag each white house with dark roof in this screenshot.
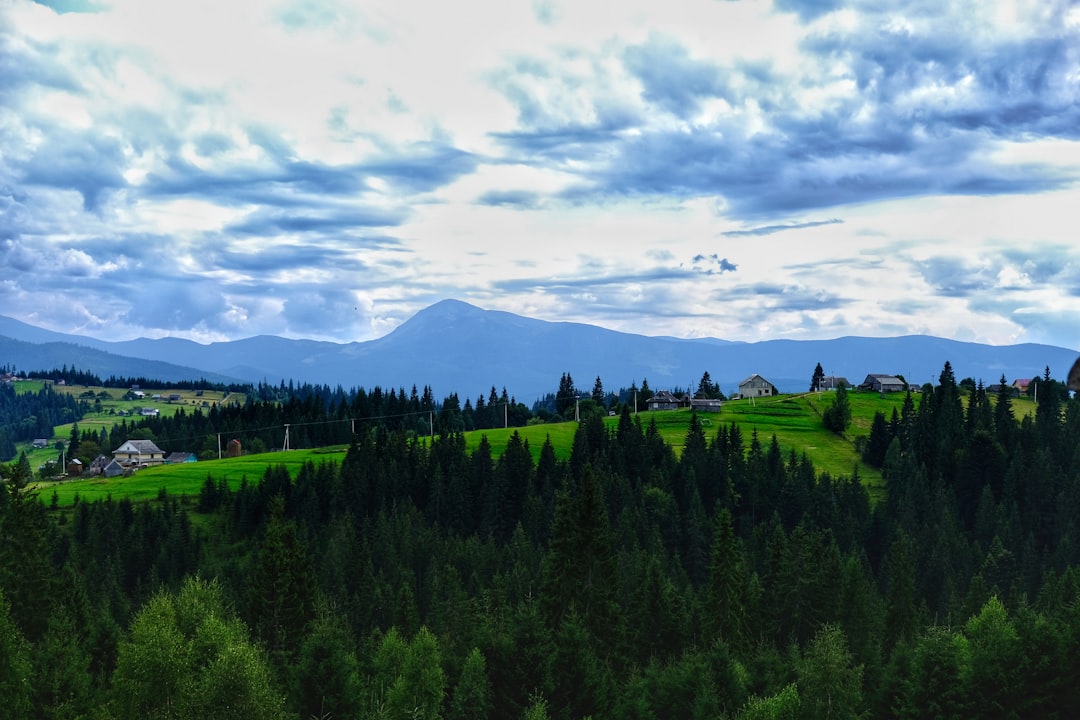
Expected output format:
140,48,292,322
113,439,165,468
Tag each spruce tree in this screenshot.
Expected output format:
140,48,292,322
704,507,749,650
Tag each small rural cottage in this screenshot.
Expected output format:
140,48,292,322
860,374,905,393
165,452,197,464
112,439,166,468
646,390,686,411
738,375,777,398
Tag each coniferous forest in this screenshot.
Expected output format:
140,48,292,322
3,362,1080,719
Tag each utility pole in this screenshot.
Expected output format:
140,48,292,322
217,433,222,460
504,402,508,428
282,424,290,452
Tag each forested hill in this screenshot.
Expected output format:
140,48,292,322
2,362,1080,718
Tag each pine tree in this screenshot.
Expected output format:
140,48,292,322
289,611,363,720
0,589,31,720
556,373,577,415
450,647,493,720
248,497,315,669
540,465,619,651
704,507,749,650
591,376,605,406
796,625,865,720
822,384,852,433
110,577,287,720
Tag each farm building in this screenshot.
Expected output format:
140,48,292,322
738,374,777,398
689,396,723,412
166,452,198,464
859,374,905,392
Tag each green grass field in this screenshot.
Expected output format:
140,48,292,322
35,446,349,507
25,383,1037,509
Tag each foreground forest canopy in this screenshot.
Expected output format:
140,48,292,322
2,361,1080,719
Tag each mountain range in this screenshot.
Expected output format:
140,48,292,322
1,299,1076,400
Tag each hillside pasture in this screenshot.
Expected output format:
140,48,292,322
14,382,242,460
27,385,1039,509
37,446,348,507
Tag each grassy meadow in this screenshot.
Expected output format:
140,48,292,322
24,382,1038,509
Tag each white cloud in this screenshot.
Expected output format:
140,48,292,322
1,0,1079,351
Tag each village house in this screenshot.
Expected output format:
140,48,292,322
859,374,905,392
987,383,1021,398
165,452,197,464
89,454,126,477
89,454,111,475
738,374,777,399
112,439,166,468
646,390,685,411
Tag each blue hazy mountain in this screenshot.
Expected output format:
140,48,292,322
1,299,1076,399
0,335,243,385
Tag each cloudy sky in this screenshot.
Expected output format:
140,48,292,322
2,0,1079,350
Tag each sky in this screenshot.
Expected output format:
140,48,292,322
2,0,1079,350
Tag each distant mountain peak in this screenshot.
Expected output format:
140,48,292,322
412,299,485,321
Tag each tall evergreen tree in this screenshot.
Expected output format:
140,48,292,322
540,465,619,651
822,384,852,433
0,588,31,720
591,376,605,406
556,373,578,416
704,507,749,650
110,577,287,720
450,647,493,720
248,497,315,669
796,625,864,720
